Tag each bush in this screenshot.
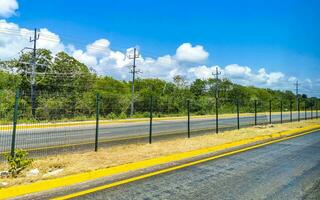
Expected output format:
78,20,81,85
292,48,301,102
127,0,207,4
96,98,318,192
142,112,150,118
118,112,127,119
106,112,117,120
196,110,207,115
5,149,33,177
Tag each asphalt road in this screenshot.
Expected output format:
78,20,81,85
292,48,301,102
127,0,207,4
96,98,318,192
75,130,320,200
0,112,316,153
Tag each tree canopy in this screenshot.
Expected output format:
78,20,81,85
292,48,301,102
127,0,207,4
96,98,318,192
0,49,318,121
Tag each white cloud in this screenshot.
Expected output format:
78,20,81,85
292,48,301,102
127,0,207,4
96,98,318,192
0,0,18,18
188,65,219,80
0,20,318,96
288,76,297,82
140,55,181,80
72,49,97,67
224,64,252,78
94,50,130,78
175,43,209,63
86,39,110,58
267,72,285,85
70,40,183,80
0,20,65,59
0,20,28,59
304,78,313,88
188,64,287,88
37,28,65,54
0,20,204,80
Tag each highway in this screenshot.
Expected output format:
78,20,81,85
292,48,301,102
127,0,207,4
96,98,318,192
0,112,316,153
74,130,320,200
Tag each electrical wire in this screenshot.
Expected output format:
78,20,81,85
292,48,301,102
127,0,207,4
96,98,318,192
1,25,319,98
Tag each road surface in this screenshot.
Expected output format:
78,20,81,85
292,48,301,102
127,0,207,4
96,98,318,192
74,130,320,200
0,112,316,153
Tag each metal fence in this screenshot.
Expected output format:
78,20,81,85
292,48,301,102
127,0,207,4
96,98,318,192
0,89,319,160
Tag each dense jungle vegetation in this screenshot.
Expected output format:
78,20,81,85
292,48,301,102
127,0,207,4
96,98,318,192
0,49,318,121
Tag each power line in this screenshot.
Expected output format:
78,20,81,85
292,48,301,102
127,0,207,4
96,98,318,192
212,67,221,134
127,48,141,117
0,27,167,61
0,30,178,75
294,80,300,110
212,67,221,99
29,29,40,117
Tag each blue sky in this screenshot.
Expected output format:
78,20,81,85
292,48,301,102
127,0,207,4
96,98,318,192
1,0,320,96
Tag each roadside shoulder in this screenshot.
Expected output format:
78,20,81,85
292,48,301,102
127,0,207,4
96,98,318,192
2,124,320,200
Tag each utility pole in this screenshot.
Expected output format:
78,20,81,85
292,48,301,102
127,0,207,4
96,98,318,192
128,48,140,117
30,29,40,117
294,80,300,111
212,67,221,133
213,67,221,99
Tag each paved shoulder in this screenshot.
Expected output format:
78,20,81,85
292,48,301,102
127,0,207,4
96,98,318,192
75,131,320,200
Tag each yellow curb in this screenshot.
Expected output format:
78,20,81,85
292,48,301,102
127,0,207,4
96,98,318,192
54,127,319,200
0,124,319,199
0,111,301,131
271,133,281,138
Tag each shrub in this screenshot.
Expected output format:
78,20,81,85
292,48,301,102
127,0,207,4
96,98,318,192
5,149,33,177
196,110,207,115
142,112,150,118
118,112,127,119
106,112,117,119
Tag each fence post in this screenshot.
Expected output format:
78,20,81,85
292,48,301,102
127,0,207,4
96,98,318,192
187,99,190,138
298,98,300,122
280,100,283,124
11,89,20,157
237,99,240,129
215,97,219,134
316,101,318,119
94,93,100,152
269,100,272,124
311,102,313,119
290,101,293,122
149,96,153,144
254,100,257,125
305,102,307,120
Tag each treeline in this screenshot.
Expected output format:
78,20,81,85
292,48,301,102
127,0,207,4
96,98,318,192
0,49,318,121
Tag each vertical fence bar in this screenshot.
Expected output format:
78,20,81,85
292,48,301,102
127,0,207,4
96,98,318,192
187,99,190,138
316,101,318,119
290,101,293,122
254,100,257,125
149,96,153,144
215,97,219,134
94,93,100,152
11,89,20,157
269,100,272,124
237,99,240,129
280,100,283,124
311,102,313,119
305,102,307,120
298,98,300,121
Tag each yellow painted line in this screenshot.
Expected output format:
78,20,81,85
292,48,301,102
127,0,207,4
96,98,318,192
0,124,319,199
54,128,319,200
